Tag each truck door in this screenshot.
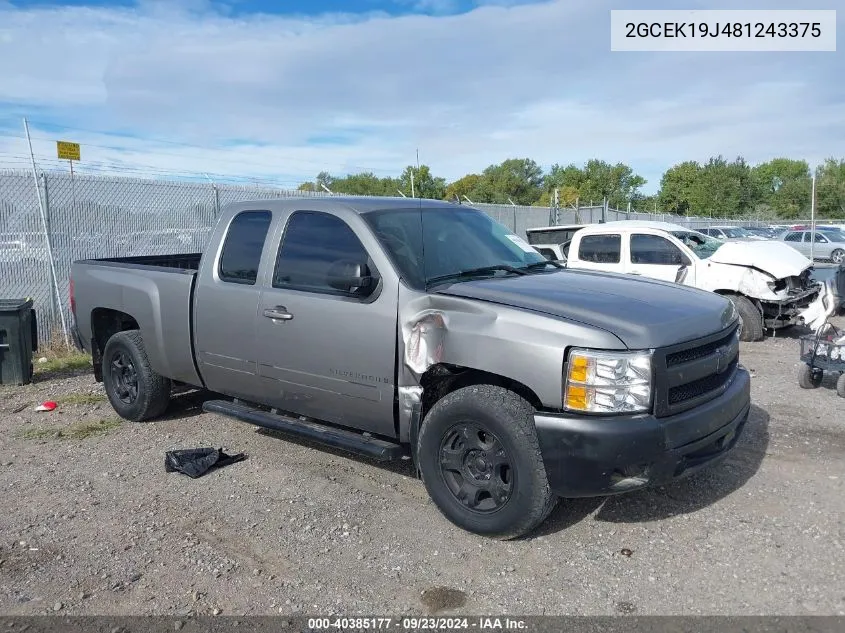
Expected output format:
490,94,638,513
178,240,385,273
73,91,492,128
193,209,275,400
255,209,398,438
626,232,694,284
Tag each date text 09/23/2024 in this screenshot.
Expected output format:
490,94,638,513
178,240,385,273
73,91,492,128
308,617,527,630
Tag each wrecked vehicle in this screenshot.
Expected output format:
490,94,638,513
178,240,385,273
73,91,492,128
69,199,750,538
565,220,820,342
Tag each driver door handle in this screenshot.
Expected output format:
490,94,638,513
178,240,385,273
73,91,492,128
263,306,293,321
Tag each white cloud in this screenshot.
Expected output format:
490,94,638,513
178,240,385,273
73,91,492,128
0,0,841,193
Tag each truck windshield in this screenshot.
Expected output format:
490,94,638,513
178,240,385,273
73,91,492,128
362,206,549,290
670,230,724,260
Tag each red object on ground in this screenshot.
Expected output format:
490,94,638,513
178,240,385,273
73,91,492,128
35,401,57,412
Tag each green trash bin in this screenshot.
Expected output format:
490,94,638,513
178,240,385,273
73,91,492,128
0,298,38,386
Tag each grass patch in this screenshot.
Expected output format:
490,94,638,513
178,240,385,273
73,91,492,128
59,393,106,405
34,352,91,375
16,417,121,441
18,427,62,441
32,328,92,375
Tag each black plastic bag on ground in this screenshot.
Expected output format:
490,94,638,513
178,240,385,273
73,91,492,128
164,447,247,478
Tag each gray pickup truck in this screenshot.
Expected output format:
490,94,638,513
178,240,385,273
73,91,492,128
70,197,751,538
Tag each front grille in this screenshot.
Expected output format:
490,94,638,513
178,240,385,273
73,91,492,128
668,357,738,405
666,329,737,367
654,324,740,417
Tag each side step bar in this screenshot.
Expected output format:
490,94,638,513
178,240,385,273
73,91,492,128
202,399,406,462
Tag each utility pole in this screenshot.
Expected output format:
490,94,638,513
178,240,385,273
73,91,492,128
23,117,69,347
810,171,817,262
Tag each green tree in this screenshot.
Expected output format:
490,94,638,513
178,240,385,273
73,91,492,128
399,164,446,199
658,161,702,214
693,156,756,217
578,159,646,209
476,158,544,205
444,174,482,202
543,163,586,194
751,158,811,218
816,158,845,218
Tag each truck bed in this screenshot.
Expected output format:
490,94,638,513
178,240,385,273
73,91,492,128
71,253,204,388
75,252,202,272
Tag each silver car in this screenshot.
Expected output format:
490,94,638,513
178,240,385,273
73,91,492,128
779,229,845,263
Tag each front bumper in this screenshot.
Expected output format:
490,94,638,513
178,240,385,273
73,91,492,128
534,366,751,497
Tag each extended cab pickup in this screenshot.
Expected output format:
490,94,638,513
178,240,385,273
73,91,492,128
566,220,820,342
70,198,751,538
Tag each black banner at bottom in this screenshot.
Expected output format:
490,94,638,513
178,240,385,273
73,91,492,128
0,616,843,633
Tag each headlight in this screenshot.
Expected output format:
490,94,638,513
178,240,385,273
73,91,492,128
563,348,653,414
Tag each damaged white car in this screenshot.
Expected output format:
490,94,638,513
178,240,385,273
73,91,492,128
565,220,820,342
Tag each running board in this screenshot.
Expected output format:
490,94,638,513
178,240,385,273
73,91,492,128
202,399,406,462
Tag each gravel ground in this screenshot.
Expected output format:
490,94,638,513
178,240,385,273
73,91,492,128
1,323,844,617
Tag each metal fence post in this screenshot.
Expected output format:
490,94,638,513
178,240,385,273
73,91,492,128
41,172,59,325
212,182,221,217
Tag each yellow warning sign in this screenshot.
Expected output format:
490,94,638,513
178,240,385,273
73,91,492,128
56,141,80,161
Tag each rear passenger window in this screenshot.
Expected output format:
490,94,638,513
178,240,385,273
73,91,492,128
578,234,620,264
273,211,375,296
784,232,802,242
218,210,272,284
630,234,685,265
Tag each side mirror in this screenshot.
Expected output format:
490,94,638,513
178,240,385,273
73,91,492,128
675,264,689,284
326,260,375,296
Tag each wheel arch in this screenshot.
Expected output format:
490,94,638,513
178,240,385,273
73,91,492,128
90,308,140,382
407,363,544,475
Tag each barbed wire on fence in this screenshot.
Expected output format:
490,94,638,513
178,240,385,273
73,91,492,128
0,168,839,346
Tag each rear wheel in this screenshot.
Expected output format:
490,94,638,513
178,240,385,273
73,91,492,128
102,330,171,421
729,295,764,342
416,384,557,539
798,364,823,389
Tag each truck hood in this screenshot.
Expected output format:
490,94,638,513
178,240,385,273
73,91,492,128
435,269,737,349
708,241,812,278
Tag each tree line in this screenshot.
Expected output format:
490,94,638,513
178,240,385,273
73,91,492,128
297,156,845,219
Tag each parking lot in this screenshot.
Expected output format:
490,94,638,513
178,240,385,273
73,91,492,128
0,320,843,617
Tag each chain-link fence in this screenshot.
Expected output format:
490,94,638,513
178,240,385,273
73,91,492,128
0,168,839,346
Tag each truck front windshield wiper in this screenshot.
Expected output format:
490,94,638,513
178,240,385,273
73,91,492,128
519,260,564,272
426,265,527,288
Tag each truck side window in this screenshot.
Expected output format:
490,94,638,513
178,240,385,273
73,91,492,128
630,234,685,265
784,232,802,242
273,211,375,296
578,234,620,264
218,210,272,285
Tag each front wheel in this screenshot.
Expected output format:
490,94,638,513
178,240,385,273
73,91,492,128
416,385,558,539
102,330,171,421
729,294,764,342
831,249,845,264
837,373,845,398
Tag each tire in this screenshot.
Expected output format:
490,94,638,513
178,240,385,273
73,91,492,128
102,330,171,421
798,364,822,389
837,373,845,398
729,294,764,342
416,384,558,539
831,249,845,264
